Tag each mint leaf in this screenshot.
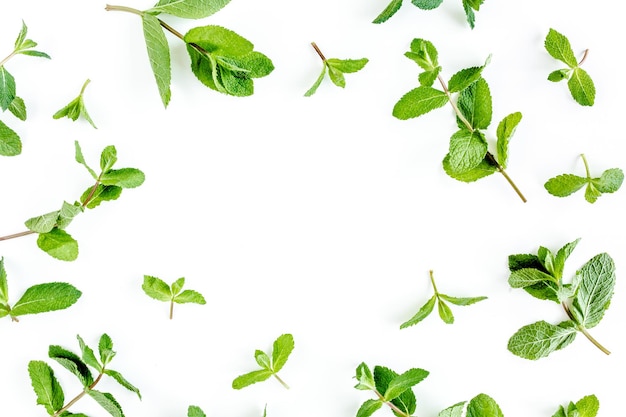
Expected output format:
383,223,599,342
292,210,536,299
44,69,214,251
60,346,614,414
412,0,443,10
11,283,81,317
572,253,615,329
99,168,146,188
188,405,207,417
442,155,496,182
438,402,465,417
272,333,294,373
77,335,102,372
496,112,522,169
507,320,577,360
37,229,79,262
374,366,416,416
508,268,557,288
142,275,205,318
438,294,487,306
233,334,293,389
327,58,369,73
142,275,172,301
456,77,492,130
548,69,569,82
447,65,484,93
354,362,376,391
0,258,8,304
357,399,384,417
53,79,97,128
254,350,271,369
232,369,273,389
171,277,185,295
544,29,578,68
0,119,22,156
392,86,448,120
74,141,97,179
305,44,368,96
575,395,600,417
466,394,503,417
372,0,402,23
400,295,436,328
87,390,125,417
383,368,429,401
25,210,60,233
9,96,26,120
28,360,65,415
142,14,171,107
0,67,16,111
545,174,587,196
98,334,116,366
147,0,231,18
568,67,595,106
173,289,206,304
437,300,454,323
49,345,94,388
104,369,142,399
405,38,439,71
447,129,488,174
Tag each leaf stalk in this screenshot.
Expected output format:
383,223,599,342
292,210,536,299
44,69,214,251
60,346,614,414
273,374,290,389
52,371,104,417
562,302,610,355
310,42,327,62
373,389,411,417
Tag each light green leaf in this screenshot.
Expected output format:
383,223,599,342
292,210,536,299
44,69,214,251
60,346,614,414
327,65,346,88
568,67,595,106
56,202,83,230
448,66,484,93
25,211,60,233
77,335,102,372
229,51,274,78
0,119,22,156
400,295,436,329
357,399,383,417
219,67,254,96
185,25,253,57
572,253,615,329
0,258,8,304
49,345,93,388
74,141,97,179
405,38,439,71
439,294,487,306
418,67,441,87
104,369,142,399
28,360,65,415
11,282,81,317
447,129,488,173
496,112,522,169
466,394,504,417
593,168,623,193
575,395,599,417
188,405,207,417
354,362,376,391
545,174,587,197
99,145,117,173
383,368,429,401
14,21,28,49
372,0,402,23
392,86,448,120
142,14,171,108
87,390,125,417
0,67,16,111
232,369,273,389
80,185,123,209
545,29,578,68
326,58,368,73
584,183,602,203
254,350,271,369
442,154,496,182
457,77,492,130
8,96,27,120
553,238,580,280
462,0,476,29
509,268,557,288
304,67,326,97
100,168,146,188
411,0,443,10
173,289,206,305
548,69,569,82
171,277,185,295
438,402,466,417
98,334,116,366
147,0,231,18
37,229,79,261
551,405,567,417
142,275,172,302
272,333,294,372
53,80,96,128
437,300,454,324
507,320,577,360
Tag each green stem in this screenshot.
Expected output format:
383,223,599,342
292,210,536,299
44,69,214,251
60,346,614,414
53,372,104,417
562,302,610,355
428,270,439,295
437,75,527,203
273,373,290,389
310,42,327,62
0,51,17,68
580,153,591,179
374,389,412,417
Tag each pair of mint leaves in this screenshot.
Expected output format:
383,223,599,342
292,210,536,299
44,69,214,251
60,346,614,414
354,363,503,417
0,257,81,322
374,0,484,29
0,21,50,157
142,275,206,319
507,239,615,360
304,42,368,96
393,38,526,201
106,0,273,107
29,334,140,417
0,141,144,261
553,395,599,417
232,333,294,390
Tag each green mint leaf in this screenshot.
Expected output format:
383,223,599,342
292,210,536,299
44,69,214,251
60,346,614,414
0,119,22,156
99,168,146,189
507,320,577,360
11,282,81,317
99,145,117,172
53,79,97,128
354,362,376,391
28,360,65,415
552,406,567,417
496,112,522,169
405,38,439,72
548,69,569,82
466,394,503,417
227,51,273,78
80,185,123,209
74,141,97,179
142,14,172,108
185,25,253,58
104,369,142,399
572,253,615,329
509,253,543,272
304,67,327,97
546,155,622,202
147,0,231,19
271,333,294,372
544,29,578,68
0,67,16,111
0,258,8,304
8,96,27,120
142,275,172,302
372,0,402,23
77,335,102,372
545,174,587,197
594,168,624,193
411,0,443,10
37,229,79,262
568,67,595,106
462,0,476,29
254,350,271,369
438,401,466,417
400,295,436,329
437,300,454,324
57,202,82,230
456,77,492,130
98,334,116,366
14,20,28,49
171,277,185,295
575,395,599,417
442,155,496,182
392,86,448,120
219,67,254,96
232,369,273,389
357,399,383,417
374,366,416,416
173,289,206,304
538,246,556,275
327,65,346,88
447,129,488,173
25,210,60,233
508,268,557,288
327,58,369,73
188,405,207,417
554,238,580,280
447,66,484,93
87,390,125,417
49,344,93,388
418,68,441,87
383,368,429,401
438,294,487,306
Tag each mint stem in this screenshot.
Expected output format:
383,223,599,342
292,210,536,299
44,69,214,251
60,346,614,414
428,270,439,295
169,300,174,320
53,371,104,417
581,153,591,179
0,51,17,68
273,373,290,389
310,42,327,62
374,389,411,417
562,302,610,355
578,49,589,66
437,75,527,203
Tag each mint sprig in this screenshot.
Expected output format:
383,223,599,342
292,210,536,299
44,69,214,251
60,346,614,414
304,42,368,96
507,239,615,359
400,270,486,328
53,79,97,128
105,1,274,107
545,28,595,106
545,154,623,203
0,20,50,156
373,0,485,29
232,333,294,389
393,38,526,202
0,257,81,322
142,275,206,319
553,394,599,417
0,141,145,261
28,333,141,417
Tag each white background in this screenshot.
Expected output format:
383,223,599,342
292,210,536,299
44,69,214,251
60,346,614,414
1,1,625,416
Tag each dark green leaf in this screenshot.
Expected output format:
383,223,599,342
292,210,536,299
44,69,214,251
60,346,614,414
87,390,125,417
357,399,383,417
232,369,273,389
37,229,79,262
77,335,102,372
392,86,448,120
544,29,578,68
326,58,368,73
400,295,436,329
545,174,587,197
11,282,81,317
142,14,171,107
147,0,231,18
442,154,496,182
272,333,294,372
439,294,487,306
507,320,577,360
568,67,595,106
508,268,557,288
508,254,543,272
496,112,522,169
304,67,326,97
8,96,27,120
142,275,172,302
448,66,484,93
104,369,141,399
384,368,429,401
0,67,16,111
457,77,492,130
49,345,93,387
411,0,443,10
372,0,402,24
374,366,416,417
572,253,615,329
100,168,145,189
0,119,22,156
28,360,65,415
173,289,206,304
447,129,487,173
466,394,504,417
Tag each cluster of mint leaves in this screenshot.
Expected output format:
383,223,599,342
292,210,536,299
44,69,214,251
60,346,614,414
545,154,623,203
304,42,368,96
0,21,50,156
354,363,503,417
105,0,274,107
0,141,144,261
53,79,97,129
393,38,526,202
0,257,81,322
400,270,486,328
141,275,206,319
507,239,615,359
545,29,595,106
28,333,141,417
373,0,484,29
232,333,294,390
553,394,599,417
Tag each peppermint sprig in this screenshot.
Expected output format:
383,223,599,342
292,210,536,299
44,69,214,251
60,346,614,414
105,0,274,107
53,79,97,128
553,394,599,417
507,239,615,359
304,42,368,96
232,333,294,389
373,0,485,29
142,275,206,319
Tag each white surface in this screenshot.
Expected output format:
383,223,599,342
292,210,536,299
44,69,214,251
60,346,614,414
1,1,625,416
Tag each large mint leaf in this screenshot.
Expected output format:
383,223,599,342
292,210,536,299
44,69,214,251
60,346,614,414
271,333,294,372
448,66,484,93
142,276,172,302
25,210,60,233
147,0,231,18
507,320,577,360
11,282,81,317
383,368,429,401
392,86,448,120
374,366,416,417
457,77,492,130
544,174,587,197
568,67,595,106
508,268,557,288
442,155,496,182
594,168,624,193
100,168,145,189
142,13,171,108
0,119,22,156
37,229,79,261
446,129,487,174
572,253,615,329
185,25,253,57
49,345,93,388
545,29,578,68
28,360,65,415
